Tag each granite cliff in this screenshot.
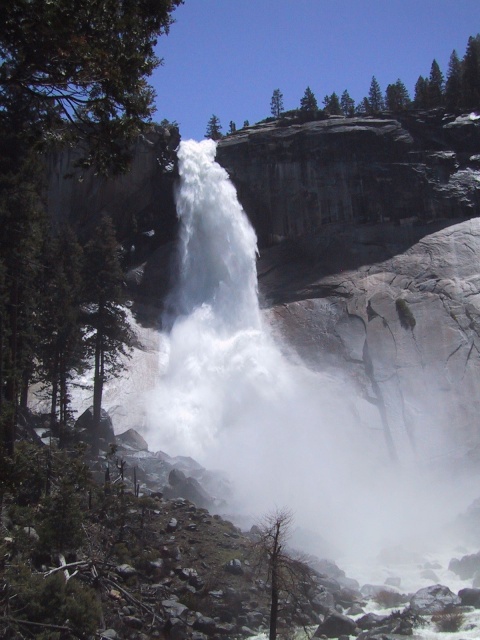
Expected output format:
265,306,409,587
44,112,480,463
216,111,480,246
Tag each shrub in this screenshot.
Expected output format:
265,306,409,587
432,611,465,632
373,589,407,608
5,568,102,636
395,298,416,330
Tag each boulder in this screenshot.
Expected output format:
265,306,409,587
164,468,215,508
458,587,480,607
224,559,243,575
116,428,149,452
192,615,217,635
410,584,461,613
115,564,137,579
449,551,480,579
356,612,389,630
314,610,357,638
74,406,115,448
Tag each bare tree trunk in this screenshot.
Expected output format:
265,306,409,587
269,564,279,640
92,325,103,457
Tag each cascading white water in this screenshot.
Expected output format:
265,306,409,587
146,139,478,565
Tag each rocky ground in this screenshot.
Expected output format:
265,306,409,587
5,416,480,639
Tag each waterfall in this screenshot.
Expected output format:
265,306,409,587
171,139,260,331
145,139,473,560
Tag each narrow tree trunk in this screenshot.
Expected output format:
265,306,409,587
50,351,59,433
92,326,103,457
92,303,105,457
59,353,68,447
4,276,19,456
269,565,279,640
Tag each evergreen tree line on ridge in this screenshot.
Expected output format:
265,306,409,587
206,33,480,139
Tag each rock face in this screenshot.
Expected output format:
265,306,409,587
217,111,480,246
258,218,480,462
45,123,179,255
44,112,480,464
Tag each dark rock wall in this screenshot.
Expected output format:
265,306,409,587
217,112,480,247
45,124,180,249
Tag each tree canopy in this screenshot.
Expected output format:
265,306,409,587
0,0,183,174
270,89,284,118
0,0,182,454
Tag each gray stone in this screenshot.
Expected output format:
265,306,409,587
116,428,149,451
458,587,480,608
449,551,480,580
161,599,188,618
192,615,216,635
224,558,243,575
123,616,143,629
100,631,118,640
314,610,357,638
167,518,178,532
115,564,137,579
410,584,461,613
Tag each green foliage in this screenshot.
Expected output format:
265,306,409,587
428,59,445,107
0,0,183,174
83,215,134,455
300,86,318,112
270,89,284,118
5,568,101,636
462,34,480,110
445,50,462,111
205,114,223,140
323,92,342,115
36,479,86,554
395,298,416,330
385,79,411,111
368,76,385,113
414,75,429,108
341,90,355,116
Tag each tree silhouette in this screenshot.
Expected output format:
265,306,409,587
428,59,444,107
270,89,284,118
368,76,385,113
205,114,223,140
445,50,462,111
253,508,314,640
341,90,355,116
300,86,318,112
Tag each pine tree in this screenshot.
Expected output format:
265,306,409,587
0,0,183,174
385,79,411,111
270,89,284,118
300,86,318,112
368,76,385,113
340,90,355,116
445,50,462,111
355,97,371,115
228,121,236,134
323,92,342,115
83,216,133,456
205,114,223,140
462,34,480,110
37,227,85,443
0,114,46,454
428,59,445,107
414,75,429,108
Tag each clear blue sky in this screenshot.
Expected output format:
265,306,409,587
152,0,480,141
